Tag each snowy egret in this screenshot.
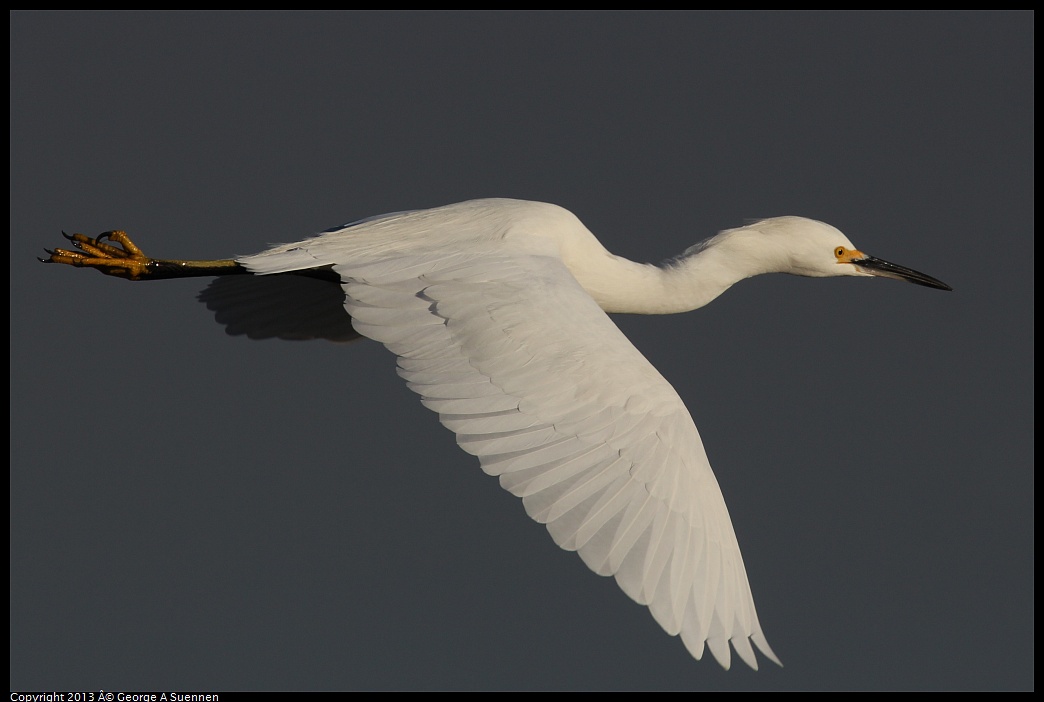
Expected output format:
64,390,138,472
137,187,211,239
43,198,951,670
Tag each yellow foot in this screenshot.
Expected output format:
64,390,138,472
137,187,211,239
43,231,243,280
44,230,156,280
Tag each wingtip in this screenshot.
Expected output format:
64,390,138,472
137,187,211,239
751,631,783,667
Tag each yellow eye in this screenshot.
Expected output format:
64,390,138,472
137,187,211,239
835,246,846,258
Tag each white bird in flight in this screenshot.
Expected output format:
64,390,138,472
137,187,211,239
44,198,951,670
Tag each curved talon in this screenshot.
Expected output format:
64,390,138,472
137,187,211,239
41,248,74,262
44,230,244,280
41,230,152,279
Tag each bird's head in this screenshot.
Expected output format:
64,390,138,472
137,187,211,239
719,216,952,290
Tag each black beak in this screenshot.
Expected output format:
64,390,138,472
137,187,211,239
853,256,952,291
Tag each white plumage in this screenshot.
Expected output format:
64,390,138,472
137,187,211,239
52,197,949,670
233,198,948,669
240,199,779,668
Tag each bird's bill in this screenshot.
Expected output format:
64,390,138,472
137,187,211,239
852,255,952,291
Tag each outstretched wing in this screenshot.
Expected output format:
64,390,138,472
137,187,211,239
241,243,778,670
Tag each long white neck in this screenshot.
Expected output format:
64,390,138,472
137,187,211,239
572,241,773,315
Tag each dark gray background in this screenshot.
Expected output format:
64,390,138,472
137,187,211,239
10,11,1032,691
